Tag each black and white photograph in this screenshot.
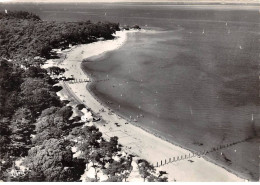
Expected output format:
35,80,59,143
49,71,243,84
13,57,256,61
0,0,259,182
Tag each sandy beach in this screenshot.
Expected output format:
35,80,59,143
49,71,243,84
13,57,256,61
43,30,245,182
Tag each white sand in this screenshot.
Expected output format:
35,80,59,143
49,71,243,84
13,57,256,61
48,30,244,182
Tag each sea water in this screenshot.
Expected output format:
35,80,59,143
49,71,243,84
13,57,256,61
2,2,259,181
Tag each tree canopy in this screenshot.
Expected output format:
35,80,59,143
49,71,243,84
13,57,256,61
23,138,84,182
0,12,119,63
0,11,163,182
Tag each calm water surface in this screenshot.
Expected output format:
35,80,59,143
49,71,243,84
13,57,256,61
2,3,259,181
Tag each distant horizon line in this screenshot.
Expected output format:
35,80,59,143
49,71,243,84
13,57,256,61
1,0,260,4
1,2,260,5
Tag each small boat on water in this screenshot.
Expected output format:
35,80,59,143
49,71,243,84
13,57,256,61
189,106,193,115
202,29,205,34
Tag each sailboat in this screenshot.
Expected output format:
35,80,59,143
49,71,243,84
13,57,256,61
225,22,228,26
251,114,254,121
104,12,107,16
189,106,193,115
5,9,8,14
202,29,205,34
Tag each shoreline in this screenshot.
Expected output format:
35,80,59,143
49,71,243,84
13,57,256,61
85,80,251,181
44,30,244,182
82,33,251,182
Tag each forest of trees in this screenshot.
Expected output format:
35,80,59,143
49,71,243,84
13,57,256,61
0,11,120,65
0,11,166,182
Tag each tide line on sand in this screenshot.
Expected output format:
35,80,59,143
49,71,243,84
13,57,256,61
45,30,244,182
